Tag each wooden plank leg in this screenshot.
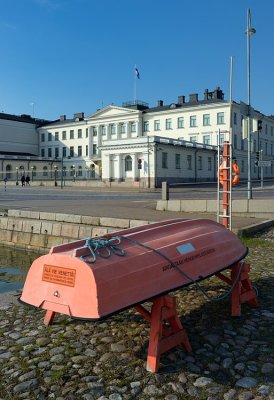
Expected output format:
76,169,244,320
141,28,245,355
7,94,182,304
44,310,56,326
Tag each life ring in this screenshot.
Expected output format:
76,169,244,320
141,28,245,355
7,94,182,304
219,161,240,186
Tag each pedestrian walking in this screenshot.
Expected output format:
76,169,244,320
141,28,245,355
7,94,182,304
21,175,25,187
26,175,30,186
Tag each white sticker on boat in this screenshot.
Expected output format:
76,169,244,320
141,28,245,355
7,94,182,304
176,243,195,255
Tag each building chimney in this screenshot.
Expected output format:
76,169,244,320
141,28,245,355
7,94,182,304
157,100,164,107
60,115,66,121
189,93,199,103
178,95,185,105
213,87,224,100
204,89,209,100
73,112,85,120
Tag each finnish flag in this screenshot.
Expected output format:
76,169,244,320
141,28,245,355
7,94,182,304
135,66,140,79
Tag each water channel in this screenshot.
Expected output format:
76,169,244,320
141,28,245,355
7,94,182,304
0,246,39,293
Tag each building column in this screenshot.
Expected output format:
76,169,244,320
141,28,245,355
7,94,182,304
88,126,93,159
126,122,131,138
132,153,138,181
106,125,111,140
117,154,123,182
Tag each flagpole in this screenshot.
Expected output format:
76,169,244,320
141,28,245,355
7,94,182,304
134,65,137,103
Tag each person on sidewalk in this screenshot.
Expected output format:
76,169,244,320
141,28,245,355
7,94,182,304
26,175,30,186
21,175,25,187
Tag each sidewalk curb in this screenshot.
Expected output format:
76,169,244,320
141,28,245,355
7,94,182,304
236,219,274,237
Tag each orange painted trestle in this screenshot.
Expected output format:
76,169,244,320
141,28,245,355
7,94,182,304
216,262,258,317
135,295,192,373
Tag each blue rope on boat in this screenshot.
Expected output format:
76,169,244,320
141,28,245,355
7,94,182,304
81,236,125,263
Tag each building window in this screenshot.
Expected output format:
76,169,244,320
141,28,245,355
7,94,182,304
41,149,45,157
166,118,172,130
190,136,197,143
271,143,273,156
69,146,74,157
31,166,37,177
62,147,66,157
217,112,225,124
43,166,48,176
93,127,97,136
121,123,126,134
177,117,184,128
125,155,132,171
190,115,197,127
70,130,74,139
265,124,268,135
110,124,116,135
241,139,244,150
92,144,97,155
55,147,59,158
187,155,192,170
219,133,225,145
78,129,82,138
41,133,45,142
203,114,210,126
154,120,160,131
78,146,82,156
144,121,149,132
86,145,88,156
5,164,12,179
48,148,52,157
265,142,268,155
48,132,52,141
234,112,237,125
208,157,212,171
55,132,59,141
271,126,273,136
86,128,89,138
101,126,106,135
198,156,202,170
203,135,210,145
241,159,245,173
234,134,238,149
62,131,66,140
162,152,168,169
131,122,136,133
175,154,181,169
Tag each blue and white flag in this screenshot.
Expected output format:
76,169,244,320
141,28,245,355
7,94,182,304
135,66,140,79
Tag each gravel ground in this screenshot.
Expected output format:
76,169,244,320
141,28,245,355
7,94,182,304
0,228,273,400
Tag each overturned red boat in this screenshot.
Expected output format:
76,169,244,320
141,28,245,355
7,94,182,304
20,218,248,320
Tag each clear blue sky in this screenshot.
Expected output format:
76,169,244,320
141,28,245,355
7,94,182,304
1,0,274,120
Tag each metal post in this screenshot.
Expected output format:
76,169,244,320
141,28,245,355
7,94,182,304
61,156,64,189
246,8,256,200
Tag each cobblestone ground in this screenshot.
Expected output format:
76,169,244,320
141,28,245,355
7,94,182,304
0,229,273,400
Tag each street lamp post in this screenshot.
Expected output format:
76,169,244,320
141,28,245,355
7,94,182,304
246,8,256,200
15,167,19,186
54,165,58,186
72,165,76,182
31,166,34,182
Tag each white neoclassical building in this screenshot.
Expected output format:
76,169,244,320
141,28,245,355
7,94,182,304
1,87,274,187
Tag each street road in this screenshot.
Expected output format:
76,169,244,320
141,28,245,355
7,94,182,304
0,181,273,222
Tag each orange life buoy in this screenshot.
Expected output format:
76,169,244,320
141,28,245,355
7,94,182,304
219,161,240,186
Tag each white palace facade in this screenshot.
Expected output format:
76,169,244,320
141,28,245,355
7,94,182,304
1,87,274,187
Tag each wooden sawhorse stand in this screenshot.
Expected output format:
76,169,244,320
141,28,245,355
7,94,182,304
216,261,258,316
135,295,192,373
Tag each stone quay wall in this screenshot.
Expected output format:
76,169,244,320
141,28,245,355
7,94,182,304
0,209,151,253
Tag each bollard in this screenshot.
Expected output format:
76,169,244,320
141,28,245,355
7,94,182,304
162,181,169,201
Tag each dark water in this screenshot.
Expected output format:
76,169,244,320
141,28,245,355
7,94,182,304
0,246,39,293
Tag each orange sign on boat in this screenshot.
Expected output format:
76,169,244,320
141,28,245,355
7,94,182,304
42,265,76,287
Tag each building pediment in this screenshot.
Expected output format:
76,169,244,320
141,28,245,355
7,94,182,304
87,105,140,120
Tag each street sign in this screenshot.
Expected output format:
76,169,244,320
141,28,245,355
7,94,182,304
254,160,271,167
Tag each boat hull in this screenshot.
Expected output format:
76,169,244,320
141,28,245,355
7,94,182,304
20,218,248,320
